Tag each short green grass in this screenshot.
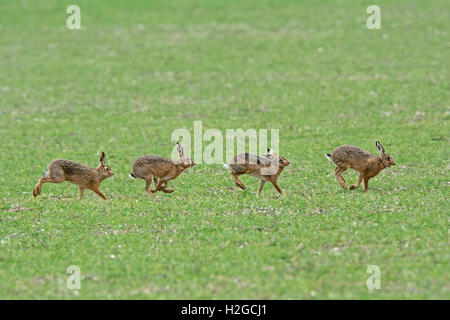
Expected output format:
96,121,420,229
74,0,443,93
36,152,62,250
0,0,448,299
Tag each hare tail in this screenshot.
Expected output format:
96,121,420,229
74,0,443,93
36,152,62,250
129,173,138,179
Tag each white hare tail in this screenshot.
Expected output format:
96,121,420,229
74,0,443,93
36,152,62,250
325,153,333,163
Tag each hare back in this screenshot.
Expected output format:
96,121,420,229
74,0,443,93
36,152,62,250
331,145,374,167
133,155,176,179
48,159,98,186
135,155,172,165
227,153,272,174
49,159,93,176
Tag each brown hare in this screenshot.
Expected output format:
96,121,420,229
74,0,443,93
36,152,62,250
224,149,290,195
33,152,113,200
129,142,195,195
325,141,395,192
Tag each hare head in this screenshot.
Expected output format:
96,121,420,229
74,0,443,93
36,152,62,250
267,149,290,168
376,141,395,167
278,156,291,168
176,142,195,168
96,152,114,178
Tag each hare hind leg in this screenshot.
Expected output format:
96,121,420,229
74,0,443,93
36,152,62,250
232,173,246,190
33,177,52,197
334,166,348,189
33,170,65,197
145,176,152,192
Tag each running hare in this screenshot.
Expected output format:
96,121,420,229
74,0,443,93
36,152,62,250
224,149,290,195
129,142,195,195
33,152,113,199
325,141,395,191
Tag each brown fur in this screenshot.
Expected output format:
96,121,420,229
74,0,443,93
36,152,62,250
32,152,113,200
130,143,194,195
225,149,290,195
327,141,395,192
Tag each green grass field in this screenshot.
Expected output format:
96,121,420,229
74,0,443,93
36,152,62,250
0,0,448,299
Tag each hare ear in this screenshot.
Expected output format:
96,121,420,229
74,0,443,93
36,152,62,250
376,141,385,154
177,143,184,157
100,152,106,165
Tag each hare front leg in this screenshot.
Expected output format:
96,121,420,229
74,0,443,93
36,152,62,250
270,180,283,194
257,180,266,195
161,181,174,193
78,187,84,200
91,187,107,200
151,179,166,193
350,173,363,190
364,177,370,192
150,179,173,194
